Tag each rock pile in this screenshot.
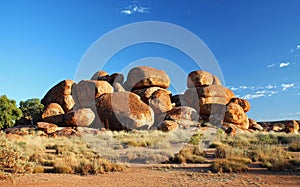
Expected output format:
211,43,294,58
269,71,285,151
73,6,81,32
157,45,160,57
11,65,293,135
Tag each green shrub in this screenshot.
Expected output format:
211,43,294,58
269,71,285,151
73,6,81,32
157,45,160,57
189,133,203,145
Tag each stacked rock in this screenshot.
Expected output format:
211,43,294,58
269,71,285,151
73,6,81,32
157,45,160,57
39,66,256,133
183,70,252,131
124,66,173,127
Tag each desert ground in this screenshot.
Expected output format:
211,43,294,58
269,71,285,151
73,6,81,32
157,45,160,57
0,165,299,187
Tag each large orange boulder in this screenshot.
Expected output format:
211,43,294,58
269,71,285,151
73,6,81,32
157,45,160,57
187,70,221,88
133,87,172,113
285,120,299,133
158,120,178,132
90,70,109,81
64,108,95,127
37,122,58,134
229,98,251,112
96,92,154,131
41,103,65,124
224,103,248,125
166,106,199,122
76,80,113,107
41,80,76,112
184,86,234,103
125,66,170,90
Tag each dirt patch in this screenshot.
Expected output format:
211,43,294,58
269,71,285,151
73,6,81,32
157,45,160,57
1,166,299,187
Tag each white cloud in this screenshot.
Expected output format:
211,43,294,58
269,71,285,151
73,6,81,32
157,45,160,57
297,93,300,96
267,63,275,68
228,86,238,91
120,2,150,15
265,84,277,89
279,62,290,68
242,93,264,100
281,83,295,91
297,45,300,50
121,9,133,15
239,86,248,89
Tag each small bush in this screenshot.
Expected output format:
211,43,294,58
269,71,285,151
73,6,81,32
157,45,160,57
189,133,203,145
170,145,206,163
32,165,44,173
288,140,300,152
0,133,32,179
211,159,248,173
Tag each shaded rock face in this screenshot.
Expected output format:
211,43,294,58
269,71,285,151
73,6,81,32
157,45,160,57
109,73,124,85
41,103,65,124
171,94,189,107
64,108,95,127
41,80,76,113
96,92,154,131
158,120,178,132
125,66,170,90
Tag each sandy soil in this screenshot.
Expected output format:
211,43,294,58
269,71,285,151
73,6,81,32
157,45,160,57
1,165,300,187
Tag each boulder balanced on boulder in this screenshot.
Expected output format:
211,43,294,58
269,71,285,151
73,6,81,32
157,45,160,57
38,66,259,133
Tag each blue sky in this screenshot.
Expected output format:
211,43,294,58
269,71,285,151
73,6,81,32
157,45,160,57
0,0,300,121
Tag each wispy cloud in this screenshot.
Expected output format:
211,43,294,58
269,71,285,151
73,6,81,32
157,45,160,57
279,62,290,68
267,63,276,68
281,83,295,91
242,93,265,100
120,2,150,15
296,45,300,50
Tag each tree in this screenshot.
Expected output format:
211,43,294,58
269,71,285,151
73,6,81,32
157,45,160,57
19,98,44,124
0,95,23,129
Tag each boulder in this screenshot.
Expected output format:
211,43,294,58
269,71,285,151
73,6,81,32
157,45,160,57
5,134,26,142
125,66,170,90
109,73,124,85
41,103,65,124
149,89,173,113
224,103,248,125
41,80,75,106
37,122,58,134
133,87,172,113
64,108,95,127
166,106,199,122
54,127,78,137
229,98,251,112
285,120,299,133
158,120,178,132
96,92,154,131
56,95,76,112
113,82,126,92
76,80,113,107
184,86,235,103
187,70,221,88
90,70,109,81
248,118,264,131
